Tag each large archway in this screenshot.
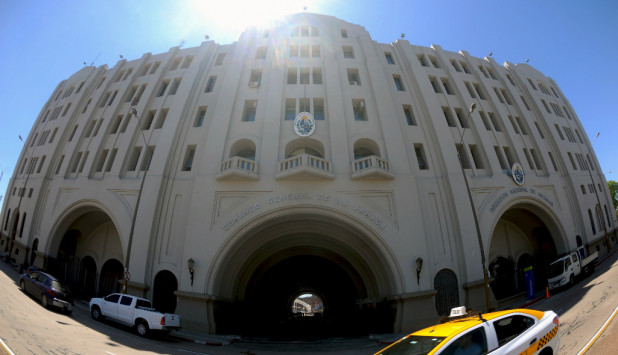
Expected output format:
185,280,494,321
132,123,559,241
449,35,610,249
489,203,562,300
46,204,123,298
210,209,400,338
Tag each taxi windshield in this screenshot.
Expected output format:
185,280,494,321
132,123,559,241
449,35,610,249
376,335,446,355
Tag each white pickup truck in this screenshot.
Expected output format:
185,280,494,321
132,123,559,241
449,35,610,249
547,247,598,291
89,293,181,336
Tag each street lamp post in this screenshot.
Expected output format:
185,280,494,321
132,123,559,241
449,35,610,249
122,107,152,293
456,103,492,312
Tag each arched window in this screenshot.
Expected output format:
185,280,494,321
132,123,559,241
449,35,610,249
434,269,459,316
287,147,322,158
230,139,256,160
353,138,380,159
19,213,27,238
291,292,324,317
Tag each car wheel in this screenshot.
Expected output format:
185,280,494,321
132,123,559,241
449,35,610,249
91,306,102,320
20,280,26,292
41,295,49,308
569,276,575,287
136,321,149,336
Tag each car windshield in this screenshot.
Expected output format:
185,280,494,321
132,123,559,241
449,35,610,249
375,335,446,355
50,280,71,294
548,260,565,278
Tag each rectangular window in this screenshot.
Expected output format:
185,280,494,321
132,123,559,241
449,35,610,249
255,46,267,59
479,111,492,131
454,108,468,128
243,100,257,122
132,84,146,105
393,75,405,91
99,92,111,107
111,115,123,134
352,99,367,121
215,53,225,65
149,62,161,74
528,78,537,90
169,78,181,95
385,52,395,64
515,116,527,135
520,96,531,110
442,107,456,127
508,116,520,134
494,146,508,170
469,145,484,169
300,45,309,58
205,76,216,93
313,98,324,120
554,124,564,140
299,98,310,113
249,69,262,86
55,155,65,174
312,68,322,84
450,59,461,72
71,152,83,173
541,99,551,113
465,82,476,98
441,78,454,95
105,149,117,172
194,106,207,127
341,29,347,38
84,119,96,137
487,67,497,80
157,81,169,97
285,98,296,120
430,76,441,93
460,61,470,74
478,65,489,78
417,54,428,67
140,146,155,171
428,56,439,68
587,154,595,171
403,105,416,126
503,146,515,167
312,45,321,58
548,151,558,171
493,87,505,103
182,145,196,171
127,147,142,171
287,67,297,84
473,83,486,100
489,112,502,132
95,150,109,172
155,109,168,129
500,89,512,105
456,144,471,169
92,119,103,137
181,56,193,69
289,45,299,57
300,67,310,84
347,68,360,85
343,46,354,59
143,110,156,130
125,86,137,103
49,127,58,144
534,122,544,139
567,152,577,170
506,74,516,86
119,114,130,133
169,57,182,71
37,155,46,173
68,125,78,141
62,103,72,116
523,148,535,170
414,144,428,170
531,149,543,171
139,63,152,76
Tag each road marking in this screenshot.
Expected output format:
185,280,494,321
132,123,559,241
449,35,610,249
577,305,618,354
0,338,16,355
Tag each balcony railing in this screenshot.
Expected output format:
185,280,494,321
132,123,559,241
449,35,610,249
276,153,334,180
351,155,394,180
216,156,258,180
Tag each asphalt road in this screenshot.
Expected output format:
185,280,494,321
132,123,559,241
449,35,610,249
1,250,617,354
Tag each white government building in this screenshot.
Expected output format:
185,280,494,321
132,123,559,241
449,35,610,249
1,13,615,336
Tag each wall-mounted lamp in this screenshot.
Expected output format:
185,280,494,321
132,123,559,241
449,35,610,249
187,258,195,286
416,257,423,284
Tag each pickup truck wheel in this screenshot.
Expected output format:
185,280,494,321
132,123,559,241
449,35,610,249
41,295,49,308
136,321,149,336
91,306,102,320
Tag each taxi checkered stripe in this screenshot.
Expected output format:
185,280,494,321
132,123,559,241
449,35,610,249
518,325,558,355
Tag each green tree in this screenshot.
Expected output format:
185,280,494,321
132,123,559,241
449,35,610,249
608,180,618,212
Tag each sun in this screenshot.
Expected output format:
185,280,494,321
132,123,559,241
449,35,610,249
179,0,325,43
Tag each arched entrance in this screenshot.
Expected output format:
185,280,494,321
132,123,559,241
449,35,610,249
489,204,561,300
153,270,178,313
211,209,399,338
47,205,123,298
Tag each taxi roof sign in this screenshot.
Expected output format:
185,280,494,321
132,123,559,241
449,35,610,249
449,306,467,317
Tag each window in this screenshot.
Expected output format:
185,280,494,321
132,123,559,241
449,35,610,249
442,107,456,127
489,113,502,132
508,116,520,134
520,95,531,110
492,316,535,347
150,61,161,74
429,76,441,93
450,59,461,72
465,82,476,98
311,26,319,36
487,67,497,80
473,83,486,100
249,69,262,86
215,53,225,65
243,100,257,122
139,63,152,76
479,111,492,131
105,149,117,172
84,119,96,137
300,45,309,58
385,52,395,64
428,56,439,68
531,149,543,171
62,103,72,116
313,98,325,120
169,78,181,95
347,68,360,85
55,155,64,174
182,145,196,171
71,152,82,173
494,146,508,170
285,98,296,120
554,124,564,140
503,147,516,167
49,127,58,144
194,107,207,127
299,98,310,113
341,29,347,38
157,81,169,97
479,65,489,78
255,46,267,59
457,144,471,169
548,152,558,171
523,148,535,170
568,152,577,170
287,67,297,84
343,46,354,59
125,86,137,103
143,110,156,130
441,78,454,95
140,146,155,171
352,99,366,121
37,155,46,173
312,45,321,58
393,75,405,91
99,92,111,107
181,56,193,69
92,119,103,137
500,89,512,105
289,45,299,57
95,150,108,172
205,76,216,93
169,57,181,71
111,115,123,134
417,54,428,67
127,147,142,171
460,61,470,74
312,68,323,84
403,106,416,125
454,108,468,128
414,144,428,170
300,67,310,84
469,145,484,169
506,74,516,86
528,78,537,90
534,122,544,139
155,109,168,129
132,84,146,105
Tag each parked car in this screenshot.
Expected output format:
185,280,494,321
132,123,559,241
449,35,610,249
375,307,560,355
89,293,181,336
548,246,598,291
19,271,74,314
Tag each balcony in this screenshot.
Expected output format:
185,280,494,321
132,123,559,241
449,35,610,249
276,153,334,180
216,156,258,181
351,155,393,180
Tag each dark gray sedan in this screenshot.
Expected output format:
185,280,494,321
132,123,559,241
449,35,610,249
19,271,74,314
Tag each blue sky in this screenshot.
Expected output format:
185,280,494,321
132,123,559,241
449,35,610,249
1,0,617,203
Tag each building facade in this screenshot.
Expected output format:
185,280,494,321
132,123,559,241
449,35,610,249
1,13,616,336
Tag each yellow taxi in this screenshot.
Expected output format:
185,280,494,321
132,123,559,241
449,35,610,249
375,307,560,355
